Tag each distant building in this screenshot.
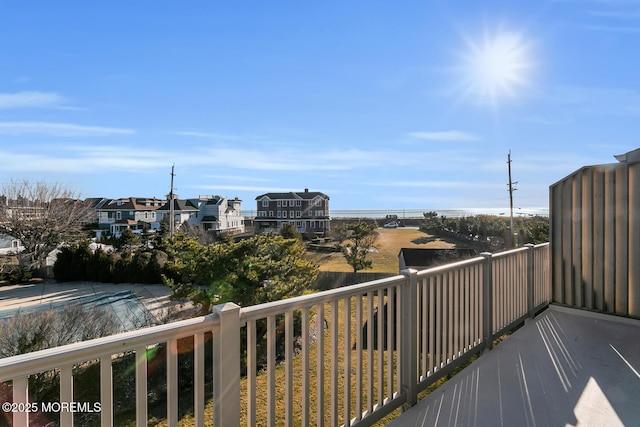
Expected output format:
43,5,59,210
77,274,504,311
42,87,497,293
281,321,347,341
186,195,244,234
398,248,477,271
155,197,200,230
96,197,167,237
0,233,23,255
95,195,244,237
254,189,330,235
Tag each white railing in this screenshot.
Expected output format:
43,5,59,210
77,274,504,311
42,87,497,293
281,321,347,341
0,243,550,427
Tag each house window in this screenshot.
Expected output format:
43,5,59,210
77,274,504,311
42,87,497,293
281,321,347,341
308,211,313,216
296,200,301,207
283,211,287,218
277,211,282,218
259,211,267,217
296,221,302,228
316,210,323,216
277,200,282,207
296,211,301,218
116,212,122,220
269,211,273,217
145,212,148,219
262,199,269,207
315,199,322,206
289,200,295,207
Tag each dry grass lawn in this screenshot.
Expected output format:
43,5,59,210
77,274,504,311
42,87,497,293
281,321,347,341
305,227,457,273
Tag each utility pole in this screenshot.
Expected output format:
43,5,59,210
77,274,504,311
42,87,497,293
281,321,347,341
169,164,176,239
507,151,518,248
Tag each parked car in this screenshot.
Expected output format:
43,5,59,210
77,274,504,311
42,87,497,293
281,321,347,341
383,221,399,228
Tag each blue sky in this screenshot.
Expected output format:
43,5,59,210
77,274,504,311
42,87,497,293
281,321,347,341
1,0,639,211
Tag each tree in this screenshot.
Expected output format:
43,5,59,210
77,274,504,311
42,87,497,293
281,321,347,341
280,222,302,241
163,233,318,313
0,180,92,272
336,221,379,275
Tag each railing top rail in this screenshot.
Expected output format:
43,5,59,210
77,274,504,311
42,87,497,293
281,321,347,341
491,245,530,259
534,242,550,249
0,313,218,382
414,256,485,279
240,274,406,323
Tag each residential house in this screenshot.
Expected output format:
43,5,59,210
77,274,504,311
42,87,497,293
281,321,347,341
155,197,200,231
398,247,477,270
0,233,23,255
254,189,330,234
96,197,166,237
188,195,244,234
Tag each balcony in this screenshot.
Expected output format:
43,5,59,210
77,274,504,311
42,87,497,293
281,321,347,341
1,243,561,426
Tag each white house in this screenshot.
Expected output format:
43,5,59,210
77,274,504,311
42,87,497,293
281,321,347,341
188,195,244,234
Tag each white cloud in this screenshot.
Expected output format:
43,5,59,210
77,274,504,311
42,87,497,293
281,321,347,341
192,184,293,193
408,130,482,141
0,122,135,136
0,91,66,109
173,131,243,140
371,180,498,189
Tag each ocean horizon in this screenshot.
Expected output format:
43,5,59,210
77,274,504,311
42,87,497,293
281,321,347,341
242,207,549,219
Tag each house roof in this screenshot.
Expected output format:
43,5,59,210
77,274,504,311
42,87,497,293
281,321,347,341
156,199,199,212
399,248,477,267
99,197,167,211
201,215,218,222
255,190,329,200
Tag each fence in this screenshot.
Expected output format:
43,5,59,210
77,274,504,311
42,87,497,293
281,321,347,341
0,243,549,427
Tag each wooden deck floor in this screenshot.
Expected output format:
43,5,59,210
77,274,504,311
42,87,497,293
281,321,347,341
389,305,640,427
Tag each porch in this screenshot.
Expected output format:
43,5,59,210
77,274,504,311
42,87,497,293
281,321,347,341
1,243,554,426
388,304,640,426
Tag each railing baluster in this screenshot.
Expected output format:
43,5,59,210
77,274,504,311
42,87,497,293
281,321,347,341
167,339,178,427
331,300,339,427
316,303,325,427
213,303,240,427
344,297,351,426
429,276,435,374
267,315,276,427
285,310,293,427
355,297,362,421
447,271,453,363
386,286,394,401
301,307,310,426
100,355,113,427
246,320,256,427
12,376,28,427
400,269,418,409
135,345,148,427
377,290,384,407
367,292,374,414
60,364,73,427
420,279,427,377
194,332,205,427
396,283,402,393
482,252,494,349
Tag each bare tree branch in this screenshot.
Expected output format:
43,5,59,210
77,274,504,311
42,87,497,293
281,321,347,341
0,180,93,271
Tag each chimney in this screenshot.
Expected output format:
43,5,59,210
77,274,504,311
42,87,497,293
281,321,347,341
304,188,309,193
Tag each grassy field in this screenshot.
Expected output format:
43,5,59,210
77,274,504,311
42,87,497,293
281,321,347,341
305,227,459,273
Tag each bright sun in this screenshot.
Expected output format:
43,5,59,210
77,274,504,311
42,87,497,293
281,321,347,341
456,29,533,106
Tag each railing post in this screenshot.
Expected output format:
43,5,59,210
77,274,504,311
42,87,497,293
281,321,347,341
212,303,241,427
525,244,535,319
481,252,493,351
400,269,418,410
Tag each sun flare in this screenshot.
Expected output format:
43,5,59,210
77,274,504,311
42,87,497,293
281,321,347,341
456,29,533,106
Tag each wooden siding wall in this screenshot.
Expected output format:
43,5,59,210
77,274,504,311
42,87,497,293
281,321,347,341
550,162,640,317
